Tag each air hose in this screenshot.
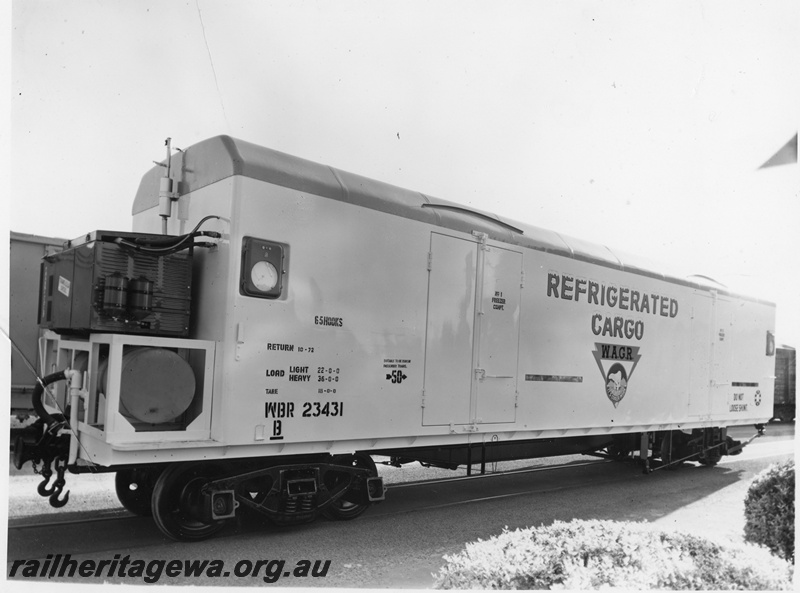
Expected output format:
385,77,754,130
32,370,68,426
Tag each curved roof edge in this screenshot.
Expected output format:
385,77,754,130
132,135,773,305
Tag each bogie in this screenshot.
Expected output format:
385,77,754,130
147,456,384,540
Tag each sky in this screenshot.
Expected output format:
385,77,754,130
4,0,799,346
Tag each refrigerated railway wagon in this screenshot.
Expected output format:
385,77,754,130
14,135,776,540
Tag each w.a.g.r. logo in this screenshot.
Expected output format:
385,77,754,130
604,363,628,406
592,343,641,408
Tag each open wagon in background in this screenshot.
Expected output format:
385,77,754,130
8,232,65,420
772,346,796,422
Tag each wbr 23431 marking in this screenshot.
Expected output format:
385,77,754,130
265,401,344,418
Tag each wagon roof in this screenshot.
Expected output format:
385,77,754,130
132,135,770,302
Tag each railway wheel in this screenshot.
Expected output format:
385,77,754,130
151,462,226,541
698,447,722,467
322,453,376,521
115,467,162,516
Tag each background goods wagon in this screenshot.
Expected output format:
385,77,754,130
14,136,776,540
8,232,65,418
772,346,796,422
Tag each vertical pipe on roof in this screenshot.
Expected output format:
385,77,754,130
159,138,175,234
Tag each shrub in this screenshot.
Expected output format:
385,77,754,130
744,459,795,562
434,519,793,590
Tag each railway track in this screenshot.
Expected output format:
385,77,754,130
8,457,610,533
8,509,137,531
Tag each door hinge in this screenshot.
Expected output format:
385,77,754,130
427,251,433,271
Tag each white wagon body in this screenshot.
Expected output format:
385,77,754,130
21,136,776,539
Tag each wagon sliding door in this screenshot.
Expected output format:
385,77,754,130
422,232,521,426
474,242,522,424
